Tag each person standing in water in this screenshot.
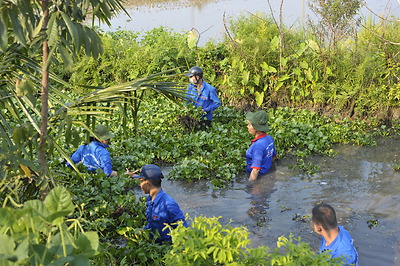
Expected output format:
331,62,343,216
245,110,276,181
312,203,358,265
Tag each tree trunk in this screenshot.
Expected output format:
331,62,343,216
39,0,50,199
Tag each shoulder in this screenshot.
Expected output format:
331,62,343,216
161,192,179,206
203,81,216,90
259,135,275,145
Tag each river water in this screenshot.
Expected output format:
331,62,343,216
98,0,400,45
102,1,400,263
152,136,400,266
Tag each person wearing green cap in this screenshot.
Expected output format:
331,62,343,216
246,110,276,181
67,124,117,177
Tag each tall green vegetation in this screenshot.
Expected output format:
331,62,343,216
0,4,399,265
0,0,127,196
308,0,362,49
0,2,186,199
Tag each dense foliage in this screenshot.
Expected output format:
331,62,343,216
1,5,399,265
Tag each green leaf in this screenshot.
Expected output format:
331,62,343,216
31,244,54,266
23,200,50,231
242,70,250,85
60,12,80,50
270,35,279,51
0,208,15,226
0,14,8,52
69,254,90,266
14,239,29,262
58,45,73,68
76,231,99,257
307,39,319,51
16,79,33,97
255,91,264,107
0,235,15,255
43,187,75,223
187,30,198,50
48,231,75,256
8,7,26,46
47,12,59,47
32,15,45,37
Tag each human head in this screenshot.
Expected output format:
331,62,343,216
185,66,203,78
246,111,269,133
134,164,164,188
93,124,115,142
312,203,338,232
185,66,203,85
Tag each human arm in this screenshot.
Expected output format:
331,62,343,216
249,168,261,181
168,201,188,228
66,145,85,168
96,148,115,176
124,168,140,177
202,84,220,113
248,145,264,181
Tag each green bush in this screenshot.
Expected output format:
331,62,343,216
0,187,99,265
165,216,343,265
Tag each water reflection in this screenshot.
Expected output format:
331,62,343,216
156,137,400,265
245,166,277,223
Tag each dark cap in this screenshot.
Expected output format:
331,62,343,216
184,66,203,77
133,164,164,181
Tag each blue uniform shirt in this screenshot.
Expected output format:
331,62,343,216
319,225,358,265
145,189,188,243
68,141,114,176
185,80,221,121
246,133,276,174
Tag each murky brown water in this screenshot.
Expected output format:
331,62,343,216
152,136,400,265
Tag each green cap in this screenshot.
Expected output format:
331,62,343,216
94,124,115,141
246,111,269,132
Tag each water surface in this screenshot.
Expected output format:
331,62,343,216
150,137,400,265
98,0,400,45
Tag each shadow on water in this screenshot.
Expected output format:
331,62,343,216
141,137,400,266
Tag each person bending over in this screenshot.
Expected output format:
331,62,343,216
67,124,117,177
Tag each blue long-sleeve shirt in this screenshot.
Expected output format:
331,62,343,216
185,80,221,120
145,189,188,243
67,141,114,176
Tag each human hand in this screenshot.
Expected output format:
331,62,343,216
125,168,139,177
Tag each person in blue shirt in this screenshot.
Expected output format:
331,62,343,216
127,164,188,243
246,110,277,181
67,124,117,177
312,203,358,265
184,66,221,129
